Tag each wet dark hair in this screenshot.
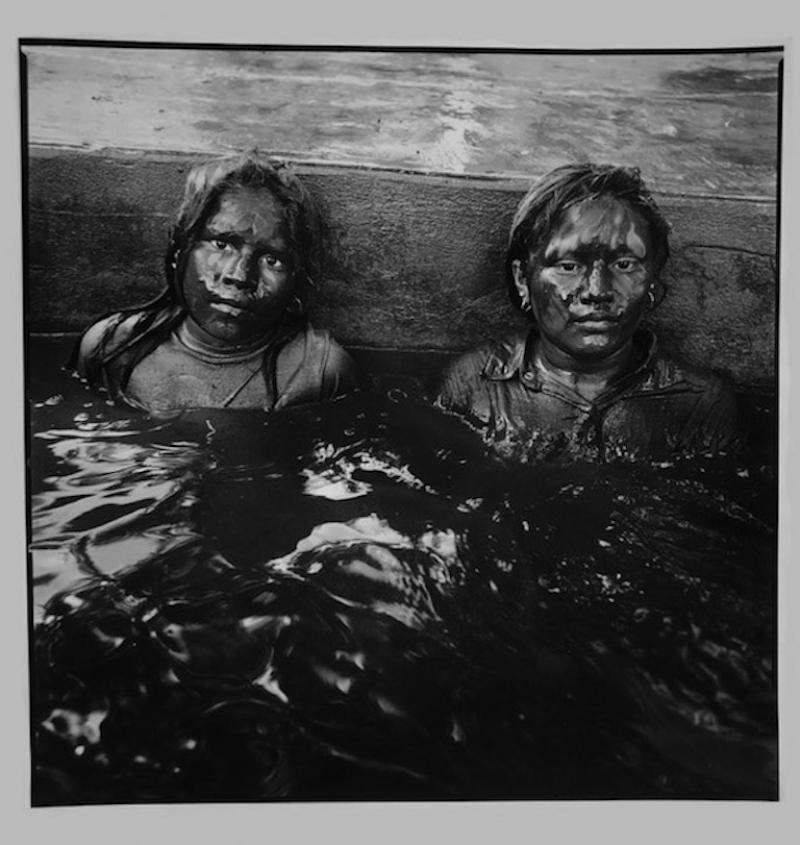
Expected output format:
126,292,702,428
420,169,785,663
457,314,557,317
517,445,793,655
505,163,671,312
73,150,324,401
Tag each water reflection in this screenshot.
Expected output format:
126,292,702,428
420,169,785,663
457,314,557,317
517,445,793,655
29,384,776,802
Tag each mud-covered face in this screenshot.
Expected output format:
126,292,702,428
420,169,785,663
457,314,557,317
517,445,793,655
181,186,295,348
513,195,653,368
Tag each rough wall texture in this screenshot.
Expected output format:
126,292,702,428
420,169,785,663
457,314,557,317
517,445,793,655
26,148,777,392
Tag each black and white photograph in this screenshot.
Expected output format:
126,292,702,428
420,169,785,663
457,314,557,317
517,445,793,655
18,26,783,818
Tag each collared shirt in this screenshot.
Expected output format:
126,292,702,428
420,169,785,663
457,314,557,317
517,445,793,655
435,330,744,463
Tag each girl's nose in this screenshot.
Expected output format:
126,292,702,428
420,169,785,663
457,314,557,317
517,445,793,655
581,260,613,301
222,249,256,287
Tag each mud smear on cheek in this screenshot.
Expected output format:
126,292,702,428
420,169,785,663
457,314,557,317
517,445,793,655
558,285,579,305
536,278,579,320
256,278,281,299
613,275,648,310
615,279,635,305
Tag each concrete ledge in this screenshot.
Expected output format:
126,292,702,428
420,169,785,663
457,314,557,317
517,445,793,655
26,147,777,392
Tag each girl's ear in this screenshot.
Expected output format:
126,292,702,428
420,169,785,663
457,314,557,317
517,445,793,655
512,259,531,311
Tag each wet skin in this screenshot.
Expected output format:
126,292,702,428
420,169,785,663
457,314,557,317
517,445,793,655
182,186,296,349
512,195,653,375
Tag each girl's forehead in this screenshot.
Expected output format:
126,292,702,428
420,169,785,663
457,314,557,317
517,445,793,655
207,185,287,233
544,196,650,255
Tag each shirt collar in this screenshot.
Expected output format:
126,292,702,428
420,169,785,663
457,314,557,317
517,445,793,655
482,328,659,393
482,330,531,381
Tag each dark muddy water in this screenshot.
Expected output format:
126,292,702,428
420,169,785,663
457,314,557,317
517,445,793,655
28,344,777,803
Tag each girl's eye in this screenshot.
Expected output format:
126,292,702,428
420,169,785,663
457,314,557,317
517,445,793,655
260,254,286,271
614,258,641,272
555,261,581,274
210,239,232,251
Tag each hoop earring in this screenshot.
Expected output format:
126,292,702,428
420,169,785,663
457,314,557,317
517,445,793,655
287,295,304,316
647,287,656,308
